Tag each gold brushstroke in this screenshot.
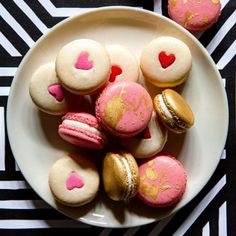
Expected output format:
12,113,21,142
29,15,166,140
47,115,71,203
203,16,209,24
184,11,199,28
104,96,125,128
212,0,220,4
183,0,188,3
169,0,178,8
145,167,158,180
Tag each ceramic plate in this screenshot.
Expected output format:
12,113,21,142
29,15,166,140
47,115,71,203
7,7,228,228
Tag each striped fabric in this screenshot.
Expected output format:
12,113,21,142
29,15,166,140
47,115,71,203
0,0,235,235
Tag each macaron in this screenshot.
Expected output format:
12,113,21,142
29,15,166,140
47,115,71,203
29,63,68,115
138,155,187,207
56,39,111,95
58,112,107,150
140,36,192,88
102,151,139,201
153,89,194,134
168,0,221,32
95,81,153,137
106,44,139,82
48,154,99,207
120,112,168,158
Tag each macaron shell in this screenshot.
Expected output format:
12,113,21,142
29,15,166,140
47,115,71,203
103,151,139,201
56,39,111,95
162,89,194,127
168,0,221,32
106,44,139,82
120,112,168,158
138,155,187,207
48,154,99,207
29,63,68,115
96,81,153,137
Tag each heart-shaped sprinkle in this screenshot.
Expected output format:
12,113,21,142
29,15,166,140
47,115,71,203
75,51,93,70
66,171,84,190
109,65,122,82
48,84,64,102
137,127,151,139
158,51,176,69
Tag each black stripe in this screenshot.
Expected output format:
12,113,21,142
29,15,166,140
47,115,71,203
199,1,236,47
52,0,143,7
1,20,29,58
1,1,43,41
0,171,24,181
24,0,66,28
143,0,154,11
0,76,13,87
0,189,40,200
161,1,168,17
211,27,236,63
0,209,67,220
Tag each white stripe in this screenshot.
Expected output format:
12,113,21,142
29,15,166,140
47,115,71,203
221,0,230,9
0,67,17,76
0,4,35,47
124,226,140,236
0,200,50,209
206,10,236,54
217,40,236,70
221,149,226,159
99,229,113,236
0,32,21,57
0,87,10,96
219,201,227,236
202,222,210,236
148,214,175,236
0,220,89,229
0,107,5,171
13,0,48,33
0,180,30,189
173,175,226,236
38,0,92,17
154,0,162,15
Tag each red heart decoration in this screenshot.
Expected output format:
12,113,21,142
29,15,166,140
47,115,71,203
158,51,176,69
66,171,84,190
75,51,93,70
48,84,64,102
109,65,122,82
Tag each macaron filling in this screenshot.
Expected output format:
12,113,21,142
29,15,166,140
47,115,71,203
158,94,187,130
62,119,106,139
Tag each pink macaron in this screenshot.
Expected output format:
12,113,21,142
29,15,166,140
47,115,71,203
138,155,187,207
95,81,153,137
58,112,107,150
168,0,221,32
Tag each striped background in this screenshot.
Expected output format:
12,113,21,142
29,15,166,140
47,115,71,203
0,0,235,235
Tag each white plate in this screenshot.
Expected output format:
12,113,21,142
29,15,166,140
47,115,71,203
7,7,228,228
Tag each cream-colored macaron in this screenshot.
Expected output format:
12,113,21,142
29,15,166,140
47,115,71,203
102,151,139,201
48,154,99,207
106,44,139,82
153,89,194,133
56,39,111,95
140,36,192,87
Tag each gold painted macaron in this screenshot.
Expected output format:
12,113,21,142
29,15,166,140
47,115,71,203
102,151,139,201
153,89,194,133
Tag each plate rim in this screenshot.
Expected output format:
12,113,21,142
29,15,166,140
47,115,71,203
6,6,229,228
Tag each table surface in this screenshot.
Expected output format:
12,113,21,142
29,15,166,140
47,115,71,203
0,0,235,235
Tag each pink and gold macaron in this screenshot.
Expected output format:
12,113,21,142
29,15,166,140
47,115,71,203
48,154,100,207
58,112,107,150
56,39,111,95
95,81,153,137
168,0,221,32
102,151,139,201
153,89,194,134
29,63,68,115
140,36,192,88
106,44,139,83
120,112,168,158
138,155,187,207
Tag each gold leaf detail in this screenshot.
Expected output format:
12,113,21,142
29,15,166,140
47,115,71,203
184,11,199,27
140,181,159,200
104,96,125,128
203,16,209,24
212,0,220,4
145,167,158,180
169,0,178,8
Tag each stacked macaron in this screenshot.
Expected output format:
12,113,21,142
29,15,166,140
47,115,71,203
29,37,195,208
